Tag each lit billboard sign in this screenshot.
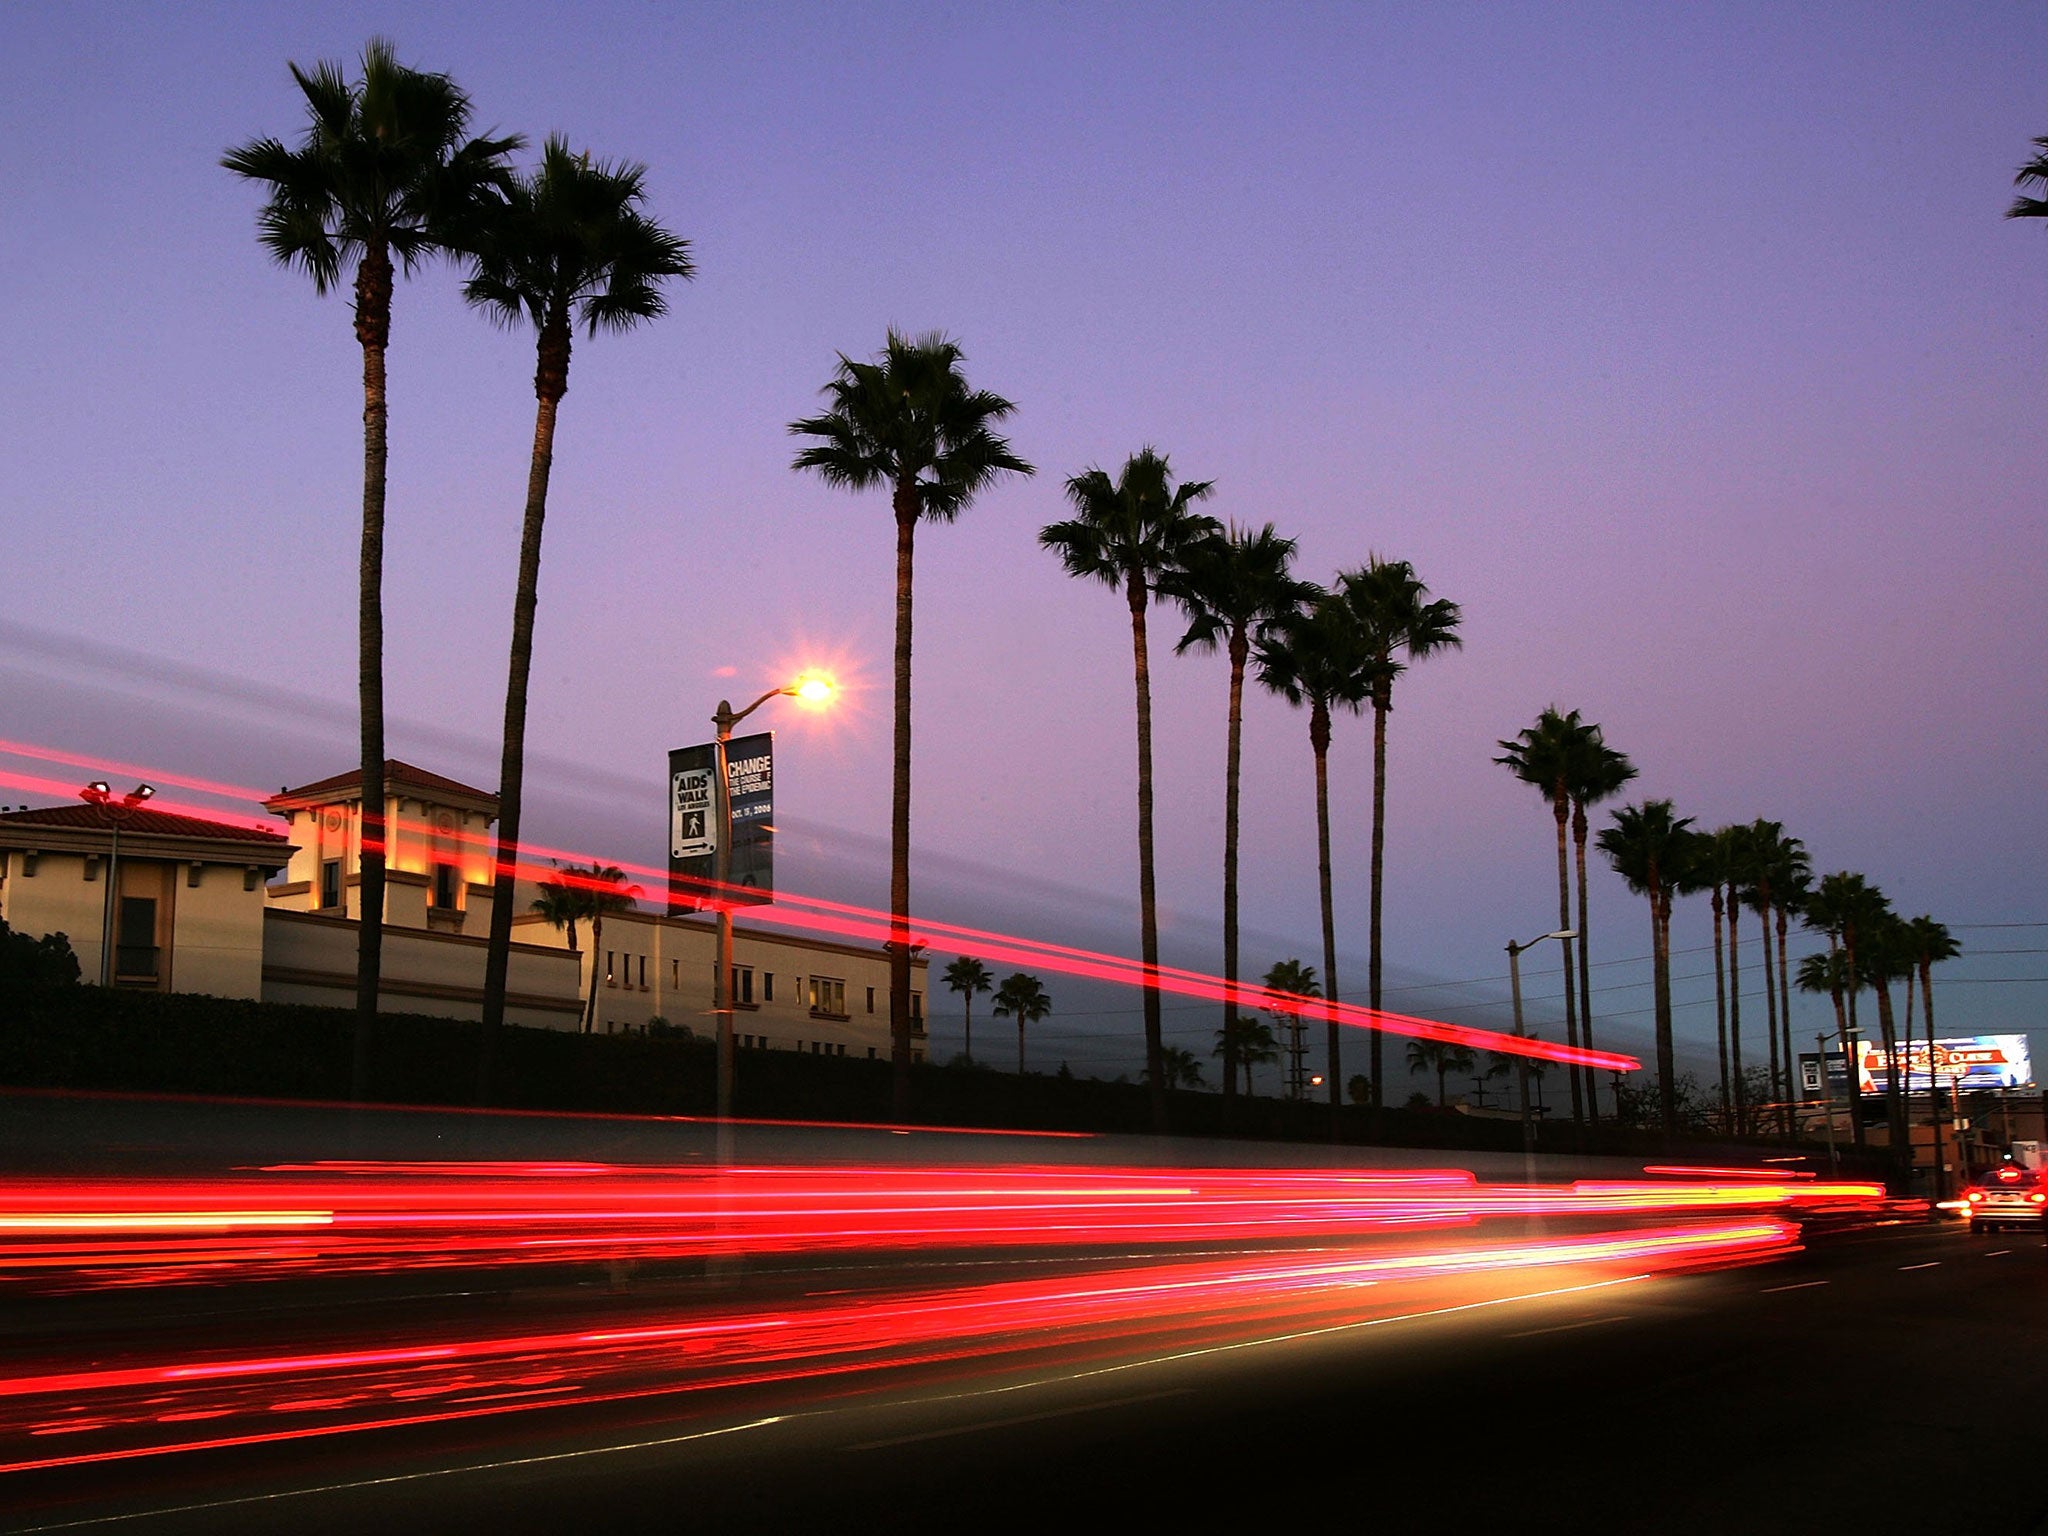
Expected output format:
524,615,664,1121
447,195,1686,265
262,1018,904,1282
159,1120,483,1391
667,731,773,911
1849,1034,2033,1095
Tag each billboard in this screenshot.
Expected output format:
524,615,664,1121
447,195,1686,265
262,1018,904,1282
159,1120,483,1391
667,731,773,910
1802,1035,2033,1097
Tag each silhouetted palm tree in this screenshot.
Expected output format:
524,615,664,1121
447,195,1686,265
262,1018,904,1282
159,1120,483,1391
530,862,594,953
1564,726,1635,1120
1153,1045,1207,1090
2006,135,2048,219
1494,708,1590,1125
1407,1039,1478,1108
225,39,519,1098
1042,449,1218,1133
1257,589,1376,1131
943,956,993,1065
1804,872,1892,1152
1212,1016,1279,1096
991,972,1053,1075
791,333,1033,1115
1338,557,1462,1112
1741,822,1809,1135
1905,915,1961,1196
1166,522,1305,1118
553,862,640,1034
470,139,693,1084
1262,958,1320,1099
1597,800,1695,1133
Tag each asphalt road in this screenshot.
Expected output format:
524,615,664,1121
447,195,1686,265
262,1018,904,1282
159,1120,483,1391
10,1219,2043,1536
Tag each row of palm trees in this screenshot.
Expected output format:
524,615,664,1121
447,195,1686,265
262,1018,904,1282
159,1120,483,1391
940,958,1053,1073
1593,797,1960,1160
228,41,692,1099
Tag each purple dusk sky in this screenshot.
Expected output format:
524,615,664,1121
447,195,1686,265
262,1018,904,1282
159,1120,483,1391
3,3,2044,1086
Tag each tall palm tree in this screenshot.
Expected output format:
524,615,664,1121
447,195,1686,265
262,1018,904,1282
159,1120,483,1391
942,955,993,1065
1337,557,1462,1112
548,862,639,1035
1563,725,1635,1120
1256,589,1376,1131
1859,911,1914,1167
1494,707,1591,1126
1213,1016,1279,1096
1407,1039,1478,1108
225,39,520,1099
990,972,1052,1076
1042,449,1218,1133
1714,823,1764,1133
1743,823,1810,1136
1804,872,1891,1152
791,333,1033,1116
1154,1045,1207,1090
1165,522,1305,1121
470,139,693,1078
1796,947,1853,1145
1905,916,1961,1197
1671,826,1733,1122
2007,135,2048,219
1596,800,1695,1134
530,862,594,952
1262,958,1320,1099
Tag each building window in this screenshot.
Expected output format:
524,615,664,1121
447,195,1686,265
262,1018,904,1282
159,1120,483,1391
606,950,616,988
763,972,773,1003
320,860,341,910
116,896,159,982
638,955,647,990
911,990,923,1019
866,986,875,1014
867,1047,876,1060
671,959,680,989
729,965,754,1005
808,976,846,1016
431,863,456,910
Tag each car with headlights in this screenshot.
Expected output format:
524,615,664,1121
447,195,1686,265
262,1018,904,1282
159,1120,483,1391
1963,1163,2048,1232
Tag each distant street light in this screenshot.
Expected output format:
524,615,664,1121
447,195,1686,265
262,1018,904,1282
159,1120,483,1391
1507,928,1576,1174
708,676,835,1147
78,781,154,987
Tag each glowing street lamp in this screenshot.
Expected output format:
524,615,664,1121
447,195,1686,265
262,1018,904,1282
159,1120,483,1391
78,781,154,987
1507,928,1575,1168
709,676,835,1139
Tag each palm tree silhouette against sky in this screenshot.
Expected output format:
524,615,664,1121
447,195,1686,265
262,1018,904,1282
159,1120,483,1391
1042,448,1217,1134
990,972,1052,1076
791,332,1032,1117
1338,557,1461,1114
1597,799,1694,1133
469,138,692,1094
1167,521,1304,1121
224,39,519,1100
1257,588,1375,1134
942,955,993,1065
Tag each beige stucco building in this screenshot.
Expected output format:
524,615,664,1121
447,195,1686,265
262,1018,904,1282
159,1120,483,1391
0,803,293,997
257,760,921,1055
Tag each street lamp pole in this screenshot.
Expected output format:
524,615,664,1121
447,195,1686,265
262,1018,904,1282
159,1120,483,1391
1816,1030,1840,1175
78,782,153,987
1508,927,1575,1179
708,677,833,1156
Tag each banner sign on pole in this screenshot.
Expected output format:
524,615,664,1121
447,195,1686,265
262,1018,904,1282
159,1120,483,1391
668,732,774,912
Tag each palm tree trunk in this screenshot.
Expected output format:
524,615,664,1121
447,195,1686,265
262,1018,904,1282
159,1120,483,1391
480,321,569,1102
1922,958,1943,1200
584,911,604,1034
1311,700,1342,1139
1436,1062,1448,1108
1551,796,1581,1127
351,243,394,1104
1728,902,1745,1133
963,998,972,1066
889,486,917,1118
1775,905,1796,1136
1220,628,1248,1121
1874,975,1908,1177
1653,885,1677,1134
1368,692,1388,1114
1711,885,1729,1122
1128,575,1167,1135
1571,800,1598,1125
1759,901,1781,1138
1843,931,1866,1149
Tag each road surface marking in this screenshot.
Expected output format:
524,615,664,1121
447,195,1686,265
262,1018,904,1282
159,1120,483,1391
1985,1249,2011,1257
847,1388,1191,1451
1899,1262,1940,1271
1759,1281,1829,1293
1501,1314,1631,1339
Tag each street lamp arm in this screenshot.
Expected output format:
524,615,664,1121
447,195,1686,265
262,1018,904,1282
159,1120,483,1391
716,686,795,734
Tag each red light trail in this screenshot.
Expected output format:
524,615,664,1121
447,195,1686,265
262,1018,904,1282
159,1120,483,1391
0,740,1639,1070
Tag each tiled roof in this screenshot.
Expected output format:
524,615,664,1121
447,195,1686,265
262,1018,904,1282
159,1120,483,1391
0,804,288,844
267,759,497,808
